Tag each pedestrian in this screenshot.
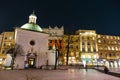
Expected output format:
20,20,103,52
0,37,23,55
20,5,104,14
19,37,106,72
104,66,109,74
16,64,19,69
85,65,87,71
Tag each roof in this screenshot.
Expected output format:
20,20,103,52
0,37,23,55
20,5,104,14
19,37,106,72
21,23,43,32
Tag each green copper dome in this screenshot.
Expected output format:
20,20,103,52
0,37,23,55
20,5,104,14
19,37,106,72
21,12,43,32
21,23,43,32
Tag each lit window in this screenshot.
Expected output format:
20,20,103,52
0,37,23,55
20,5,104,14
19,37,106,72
114,41,117,44
108,46,111,50
114,36,116,39
8,43,11,46
98,35,101,38
9,36,12,40
116,47,118,51
118,37,120,40
106,36,109,39
82,55,85,58
0,58,2,61
94,55,97,58
111,36,113,39
112,47,114,50
76,52,79,57
71,52,74,56
92,37,95,40
98,40,101,43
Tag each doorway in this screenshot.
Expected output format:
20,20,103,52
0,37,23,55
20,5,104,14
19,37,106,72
28,58,35,68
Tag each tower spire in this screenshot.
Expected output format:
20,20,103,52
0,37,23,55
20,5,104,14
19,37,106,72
32,10,35,15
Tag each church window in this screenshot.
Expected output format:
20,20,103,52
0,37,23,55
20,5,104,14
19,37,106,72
30,40,35,46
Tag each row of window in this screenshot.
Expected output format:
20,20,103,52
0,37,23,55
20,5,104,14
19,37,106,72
99,46,120,51
65,45,79,49
81,36,95,40
100,53,119,57
4,36,14,40
82,48,97,52
98,35,120,40
82,41,96,45
49,40,62,43
98,39,120,44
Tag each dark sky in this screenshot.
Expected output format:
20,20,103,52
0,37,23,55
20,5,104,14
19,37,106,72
0,0,120,35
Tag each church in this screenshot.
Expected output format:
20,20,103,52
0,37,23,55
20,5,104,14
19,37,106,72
6,12,50,69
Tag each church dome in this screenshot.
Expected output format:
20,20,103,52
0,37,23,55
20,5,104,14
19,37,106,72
21,11,43,32
21,23,43,32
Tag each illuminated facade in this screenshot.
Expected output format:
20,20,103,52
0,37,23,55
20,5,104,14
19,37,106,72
0,12,50,69
62,30,98,66
0,32,15,66
43,26,64,65
97,34,120,67
62,35,80,65
62,30,120,67
0,12,120,68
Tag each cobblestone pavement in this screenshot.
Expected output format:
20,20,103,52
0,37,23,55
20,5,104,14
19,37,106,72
0,69,120,80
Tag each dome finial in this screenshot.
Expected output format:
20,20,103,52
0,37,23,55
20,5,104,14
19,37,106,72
32,10,35,16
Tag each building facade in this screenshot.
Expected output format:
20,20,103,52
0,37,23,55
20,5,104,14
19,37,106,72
43,26,64,65
97,34,120,68
62,30,120,68
62,30,98,67
0,32,15,67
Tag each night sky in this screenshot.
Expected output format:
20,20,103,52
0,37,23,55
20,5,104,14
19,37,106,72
0,0,120,35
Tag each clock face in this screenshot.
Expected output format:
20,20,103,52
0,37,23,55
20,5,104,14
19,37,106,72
30,40,35,46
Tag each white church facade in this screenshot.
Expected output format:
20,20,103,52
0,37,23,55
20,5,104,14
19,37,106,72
5,12,56,69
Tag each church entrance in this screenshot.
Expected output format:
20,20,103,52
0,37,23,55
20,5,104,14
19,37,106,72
26,53,37,68
28,58,35,68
